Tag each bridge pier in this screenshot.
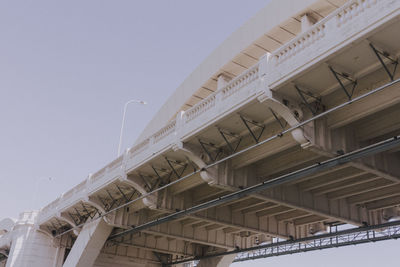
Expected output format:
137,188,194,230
63,218,112,267
5,212,57,267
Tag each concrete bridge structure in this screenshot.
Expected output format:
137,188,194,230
1,0,400,266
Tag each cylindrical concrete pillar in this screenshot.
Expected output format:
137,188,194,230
6,211,58,267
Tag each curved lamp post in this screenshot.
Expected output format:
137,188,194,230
117,99,147,156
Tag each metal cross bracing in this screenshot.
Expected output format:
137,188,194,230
50,34,400,240
198,112,285,164
151,158,190,186
234,220,400,262
328,66,358,101
107,135,400,241
369,43,399,81
198,139,223,162
44,183,142,236
169,220,400,266
37,16,400,266
99,184,140,213
294,85,324,116
290,41,399,119
239,115,265,144
53,75,400,239
198,113,274,163
217,128,242,154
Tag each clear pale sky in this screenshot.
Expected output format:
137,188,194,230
0,1,398,266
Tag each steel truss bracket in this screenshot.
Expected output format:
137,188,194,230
115,184,136,204
198,139,222,162
370,43,398,81
138,173,152,191
152,165,173,186
80,203,94,220
186,156,198,172
239,115,265,143
73,207,87,224
97,196,108,211
268,108,287,130
218,128,242,153
294,85,323,116
106,189,121,211
68,212,79,226
329,66,357,100
165,157,188,180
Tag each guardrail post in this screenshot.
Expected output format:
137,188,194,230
174,110,185,143
258,52,270,80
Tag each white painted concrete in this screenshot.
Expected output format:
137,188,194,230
1,1,400,266
136,0,321,143
6,212,57,267
63,218,113,267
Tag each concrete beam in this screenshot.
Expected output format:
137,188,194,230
141,229,233,250
196,253,237,267
108,233,196,258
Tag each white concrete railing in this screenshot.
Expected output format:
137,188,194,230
36,62,260,225
36,0,398,225
265,0,399,89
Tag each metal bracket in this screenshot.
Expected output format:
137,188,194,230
294,85,323,116
68,212,79,225
165,157,188,180
370,43,398,81
329,66,357,100
268,108,287,130
198,139,222,162
106,190,118,211
97,196,108,211
152,165,173,185
240,115,265,143
218,128,242,153
115,185,129,203
81,203,95,220
139,173,152,191
73,207,85,223
185,156,198,172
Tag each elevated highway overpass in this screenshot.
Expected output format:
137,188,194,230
1,0,400,266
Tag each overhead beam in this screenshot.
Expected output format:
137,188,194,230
108,136,400,242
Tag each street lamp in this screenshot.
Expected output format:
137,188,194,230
117,99,147,156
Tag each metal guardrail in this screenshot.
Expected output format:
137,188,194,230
37,0,399,229
170,220,400,265
234,220,400,262
38,62,260,224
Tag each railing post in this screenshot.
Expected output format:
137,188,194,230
301,14,316,32
258,52,271,80
174,110,185,143
217,73,230,90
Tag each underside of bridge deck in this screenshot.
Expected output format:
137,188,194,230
2,1,400,266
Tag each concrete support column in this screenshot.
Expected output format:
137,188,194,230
53,246,66,267
196,253,237,267
63,218,113,267
6,212,57,267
